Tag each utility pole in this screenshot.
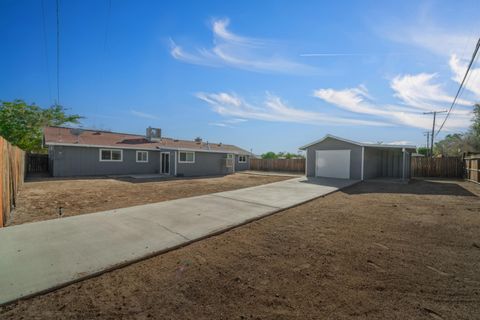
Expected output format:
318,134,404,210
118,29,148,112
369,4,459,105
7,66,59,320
423,131,430,157
423,111,447,157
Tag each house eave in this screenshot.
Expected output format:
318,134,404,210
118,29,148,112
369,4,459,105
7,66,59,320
44,142,250,155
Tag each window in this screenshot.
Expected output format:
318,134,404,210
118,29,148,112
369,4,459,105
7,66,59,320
99,149,123,162
239,155,247,163
136,151,148,163
179,151,195,163
227,154,234,159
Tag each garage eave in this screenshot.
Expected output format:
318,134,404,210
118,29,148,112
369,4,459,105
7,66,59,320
299,134,416,152
299,134,363,150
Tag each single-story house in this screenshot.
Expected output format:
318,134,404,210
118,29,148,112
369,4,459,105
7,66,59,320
299,134,416,180
44,126,252,177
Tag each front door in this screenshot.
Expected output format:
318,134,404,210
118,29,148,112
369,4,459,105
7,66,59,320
161,152,170,174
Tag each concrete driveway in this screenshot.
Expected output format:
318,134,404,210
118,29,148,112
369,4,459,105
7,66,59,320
0,177,357,305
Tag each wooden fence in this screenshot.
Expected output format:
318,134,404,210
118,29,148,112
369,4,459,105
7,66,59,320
411,156,464,178
249,158,305,173
0,137,25,227
465,154,480,184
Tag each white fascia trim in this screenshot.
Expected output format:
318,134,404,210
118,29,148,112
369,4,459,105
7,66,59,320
46,142,246,154
48,142,153,151
167,147,243,155
364,144,417,150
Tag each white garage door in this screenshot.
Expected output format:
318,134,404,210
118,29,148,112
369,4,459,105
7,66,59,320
315,150,351,179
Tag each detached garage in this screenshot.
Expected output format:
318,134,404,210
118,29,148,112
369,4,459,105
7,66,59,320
300,135,416,180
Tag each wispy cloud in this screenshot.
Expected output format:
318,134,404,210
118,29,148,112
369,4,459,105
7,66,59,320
387,27,475,59
224,118,247,124
208,122,231,128
313,71,473,131
130,110,161,120
390,73,472,112
196,91,389,127
300,53,411,58
300,53,369,57
449,54,480,98
377,6,478,60
208,118,247,128
170,18,318,75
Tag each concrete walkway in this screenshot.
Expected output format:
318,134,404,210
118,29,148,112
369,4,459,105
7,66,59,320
0,177,357,305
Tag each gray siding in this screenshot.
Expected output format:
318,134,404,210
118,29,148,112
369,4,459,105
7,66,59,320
48,146,55,176
50,146,246,178
362,147,412,179
51,146,160,177
176,151,233,177
363,147,382,179
305,137,362,179
405,152,411,178
235,155,250,171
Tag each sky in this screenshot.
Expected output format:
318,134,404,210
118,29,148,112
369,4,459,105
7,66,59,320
1,0,480,154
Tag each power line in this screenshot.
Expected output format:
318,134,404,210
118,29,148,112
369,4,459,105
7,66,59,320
41,0,53,105
56,0,60,105
423,131,430,156
435,37,480,137
424,110,447,157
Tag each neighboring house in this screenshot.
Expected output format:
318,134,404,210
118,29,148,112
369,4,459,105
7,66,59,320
300,134,416,180
44,126,252,177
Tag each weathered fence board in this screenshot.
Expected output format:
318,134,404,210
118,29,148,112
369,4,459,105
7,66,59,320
411,157,464,178
0,137,25,227
465,154,480,184
249,158,305,173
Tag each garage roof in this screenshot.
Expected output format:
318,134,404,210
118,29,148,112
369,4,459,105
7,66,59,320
299,134,416,151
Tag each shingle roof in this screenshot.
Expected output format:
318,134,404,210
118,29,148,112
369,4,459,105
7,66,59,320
44,126,251,155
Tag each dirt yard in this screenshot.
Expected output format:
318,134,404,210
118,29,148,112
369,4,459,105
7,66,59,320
9,173,290,226
2,179,480,319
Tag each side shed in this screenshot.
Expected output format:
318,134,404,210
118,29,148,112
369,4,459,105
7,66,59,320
299,134,416,180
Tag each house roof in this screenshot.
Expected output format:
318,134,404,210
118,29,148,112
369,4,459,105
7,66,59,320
44,126,252,155
299,134,416,151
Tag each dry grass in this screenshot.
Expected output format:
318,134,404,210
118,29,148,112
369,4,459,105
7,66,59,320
10,173,290,226
2,179,479,319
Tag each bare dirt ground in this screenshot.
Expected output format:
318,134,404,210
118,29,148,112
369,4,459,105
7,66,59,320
2,179,480,319
9,173,289,226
